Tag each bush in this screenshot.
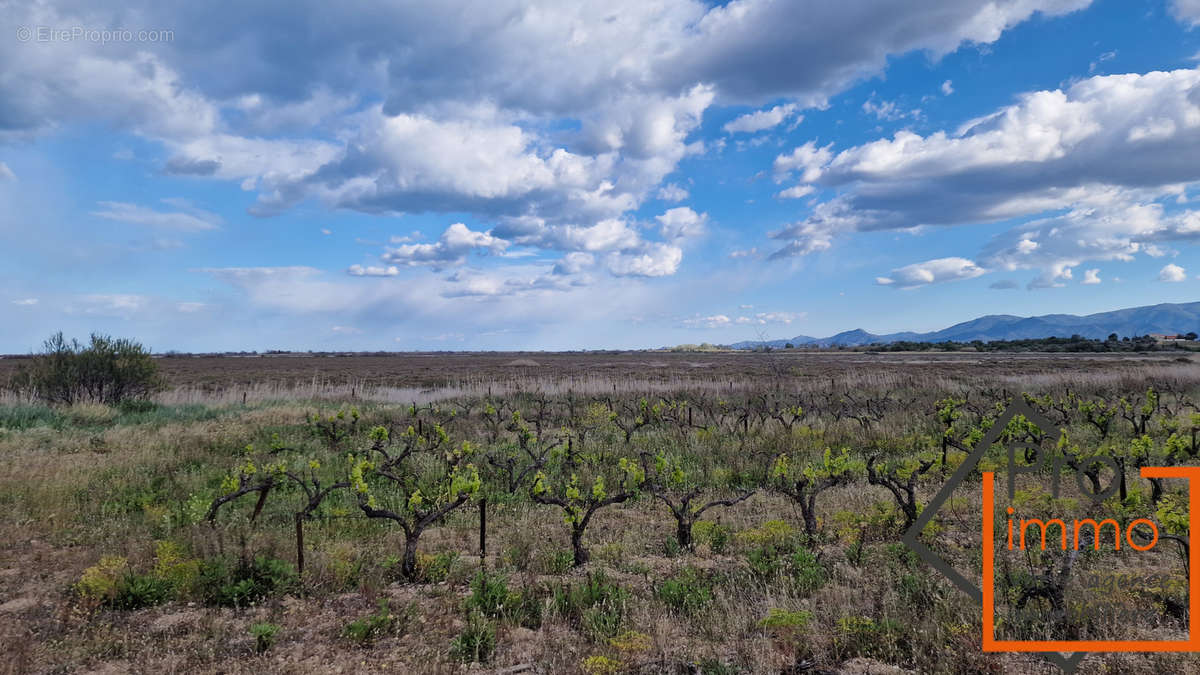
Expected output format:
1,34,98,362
466,571,510,618
656,567,713,613
108,571,173,609
450,610,496,663
197,555,297,607
76,555,171,610
8,332,164,405
344,599,409,644
250,622,280,653
554,571,630,640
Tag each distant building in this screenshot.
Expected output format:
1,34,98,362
1149,333,1192,342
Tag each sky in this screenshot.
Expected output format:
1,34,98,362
3,0,1200,352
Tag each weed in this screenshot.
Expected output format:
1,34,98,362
450,610,496,663
250,622,280,653
656,566,713,613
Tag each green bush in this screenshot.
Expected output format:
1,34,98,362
198,555,297,608
8,332,164,405
656,567,713,613
250,623,280,653
745,543,825,594
466,571,510,618
344,599,409,644
108,571,173,610
554,571,629,640
450,610,496,663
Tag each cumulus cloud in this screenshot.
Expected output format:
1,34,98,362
657,183,689,202
1082,268,1101,284
347,265,401,277
941,80,954,95
723,104,799,134
776,185,816,199
768,66,1200,283
0,0,1100,307
12,298,38,306
1172,0,1200,27
774,141,834,183
91,201,221,232
605,243,683,277
656,207,708,241
1160,263,1188,282
684,314,733,329
381,223,507,267
875,257,985,289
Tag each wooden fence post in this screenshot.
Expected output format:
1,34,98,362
479,497,487,567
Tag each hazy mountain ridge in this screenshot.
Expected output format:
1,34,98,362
731,302,1200,349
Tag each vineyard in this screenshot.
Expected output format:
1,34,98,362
1,354,1198,674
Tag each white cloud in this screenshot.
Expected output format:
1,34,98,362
605,243,683,277
176,302,209,313
0,162,14,181
347,265,401,277
321,228,332,235
11,298,37,306
723,104,799,134
862,97,906,121
684,314,732,329
1171,0,1200,27
1082,268,1101,284
875,257,986,289
657,183,689,202
381,223,508,267
330,325,362,334
1160,263,1188,282
941,80,954,95
776,185,816,199
656,207,708,241
552,252,596,276
768,66,1200,282
68,294,151,317
734,311,799,325
91,201,221,232
774,141,834,183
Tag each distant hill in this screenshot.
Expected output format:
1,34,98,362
731,301,1200,349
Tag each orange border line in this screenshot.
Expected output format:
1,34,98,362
981,467,1200,653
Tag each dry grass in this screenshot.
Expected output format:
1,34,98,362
2,353,1200,674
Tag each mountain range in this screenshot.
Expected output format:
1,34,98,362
730,301,1200,349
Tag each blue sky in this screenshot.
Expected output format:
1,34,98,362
3,0,1200,351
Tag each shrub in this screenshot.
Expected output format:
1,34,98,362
656,567,713,613
76,556,171,610
344,599,409,644
745,543,825,593
10,332,164,405
250,622,280,653
758,607,812,635
108,571,173,610
541,549,575,575
417,551,460,583
450,610,496,663
581,655,622,675
466,571,510,618
554,571,629,640
693,521,732,553
197,555,297,607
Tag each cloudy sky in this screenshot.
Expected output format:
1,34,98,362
3,0,1200,351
